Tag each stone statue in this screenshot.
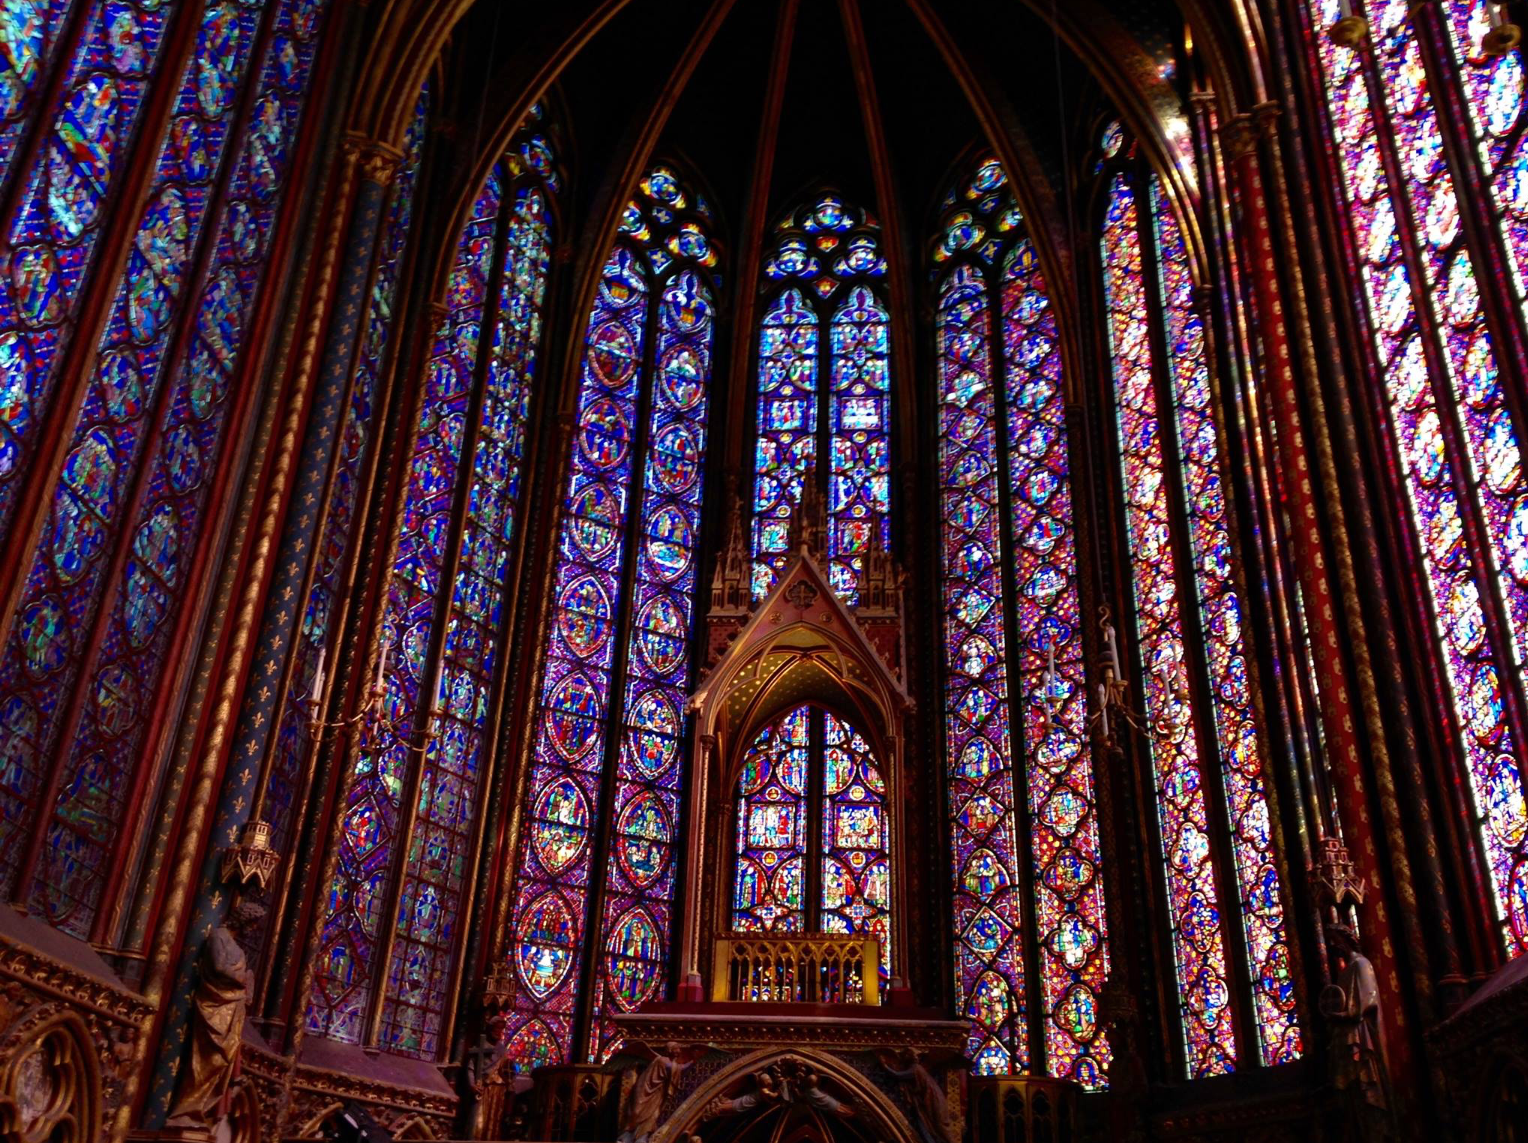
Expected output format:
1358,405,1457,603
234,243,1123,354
703,1060,855,1125
1319,922,1392,1139
166,901,262,1127
618,1041,698,1143
878,1049,954,1143
704,1068,781,1119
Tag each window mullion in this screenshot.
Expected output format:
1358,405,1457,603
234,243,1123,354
1351,25,1528,794
568,254,664,1063
360,181,516,1050
981,252,1048,1075
806,706,825,933
1133,174,1261,1067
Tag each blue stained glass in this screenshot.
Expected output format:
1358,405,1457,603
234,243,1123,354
504,165,717,1070
0,0,177,535
310,150,506,1047
751,194,891,604
379,175,555,1058
0,0,331,933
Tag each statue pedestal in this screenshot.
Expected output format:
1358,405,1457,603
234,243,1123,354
595,1001,972,1142
126,1126,217,1143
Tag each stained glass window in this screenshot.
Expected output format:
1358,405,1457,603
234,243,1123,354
1099,142,1299,1073
1304,1,1528,955
265,86,431,906
733,707,810,932
0,0,334,937
307,109,558,1055
729,704,893,986
0,0,182,533
753,194,890,604
934,159,1108,1085
502,164,719,1070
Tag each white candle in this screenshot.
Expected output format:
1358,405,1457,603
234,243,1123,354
1046,639,1056,687
1098,683,1110,739
1337,0,1353,18
375,632,390,691
312,644,327,708
435,666,448,714
1105,622,1122,680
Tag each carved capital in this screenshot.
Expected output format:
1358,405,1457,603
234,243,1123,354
220,819,281,892
1218,113,1258,161
1308,834,1367,908
342,132,406,188
1251,99,1283,133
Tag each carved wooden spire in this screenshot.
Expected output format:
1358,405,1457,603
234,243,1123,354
710,494,750,615
857,522,900,614
787,463,827,557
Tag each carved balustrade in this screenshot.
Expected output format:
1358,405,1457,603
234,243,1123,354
711,934,881,1005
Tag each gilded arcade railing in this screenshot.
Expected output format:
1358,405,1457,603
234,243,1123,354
711,934,881,1005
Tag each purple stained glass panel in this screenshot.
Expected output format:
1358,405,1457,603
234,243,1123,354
1103,172,1237,1078
307,168,503,1044
937,263,1028,1076
586,268,712,1062
1307,0,1528,954
501,243,649,1070
1152,179,1300,1065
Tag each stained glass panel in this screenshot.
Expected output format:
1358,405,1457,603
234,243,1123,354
1442,2,1528,301
0,0,82,191
0,0,180,534
732,707,810,932
1102,172,1238,1077
998,216,1109,1084
751,289,817,598
0,0,331,935
587,268,713,1061
379,177,554,1059
1307,0,1528,953
820,713,891,983
827,288,889,604
936,263,1028,1075
308,170,504,1043
501,244,649,1069
1152,180,1300,1064
751,195,890,604
503,162,718,1067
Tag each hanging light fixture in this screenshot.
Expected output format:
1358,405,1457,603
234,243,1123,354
1328,0,1368,46
1482,1,1522,57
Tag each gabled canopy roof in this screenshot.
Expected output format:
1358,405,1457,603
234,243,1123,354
690,545,909,775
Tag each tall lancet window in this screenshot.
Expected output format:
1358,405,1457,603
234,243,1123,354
752,194,890,604
933,159,1109,1086
1099,132,1300,1076
730,706,894,987
503,165,719,1069
307,109,560,1058
0,0,334,936
266,83,430,963
1302,0,1528,956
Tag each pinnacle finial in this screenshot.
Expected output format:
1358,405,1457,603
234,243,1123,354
788,464,826,556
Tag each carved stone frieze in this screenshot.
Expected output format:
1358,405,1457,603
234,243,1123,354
283,1058,457,1140
0,923,155,1139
